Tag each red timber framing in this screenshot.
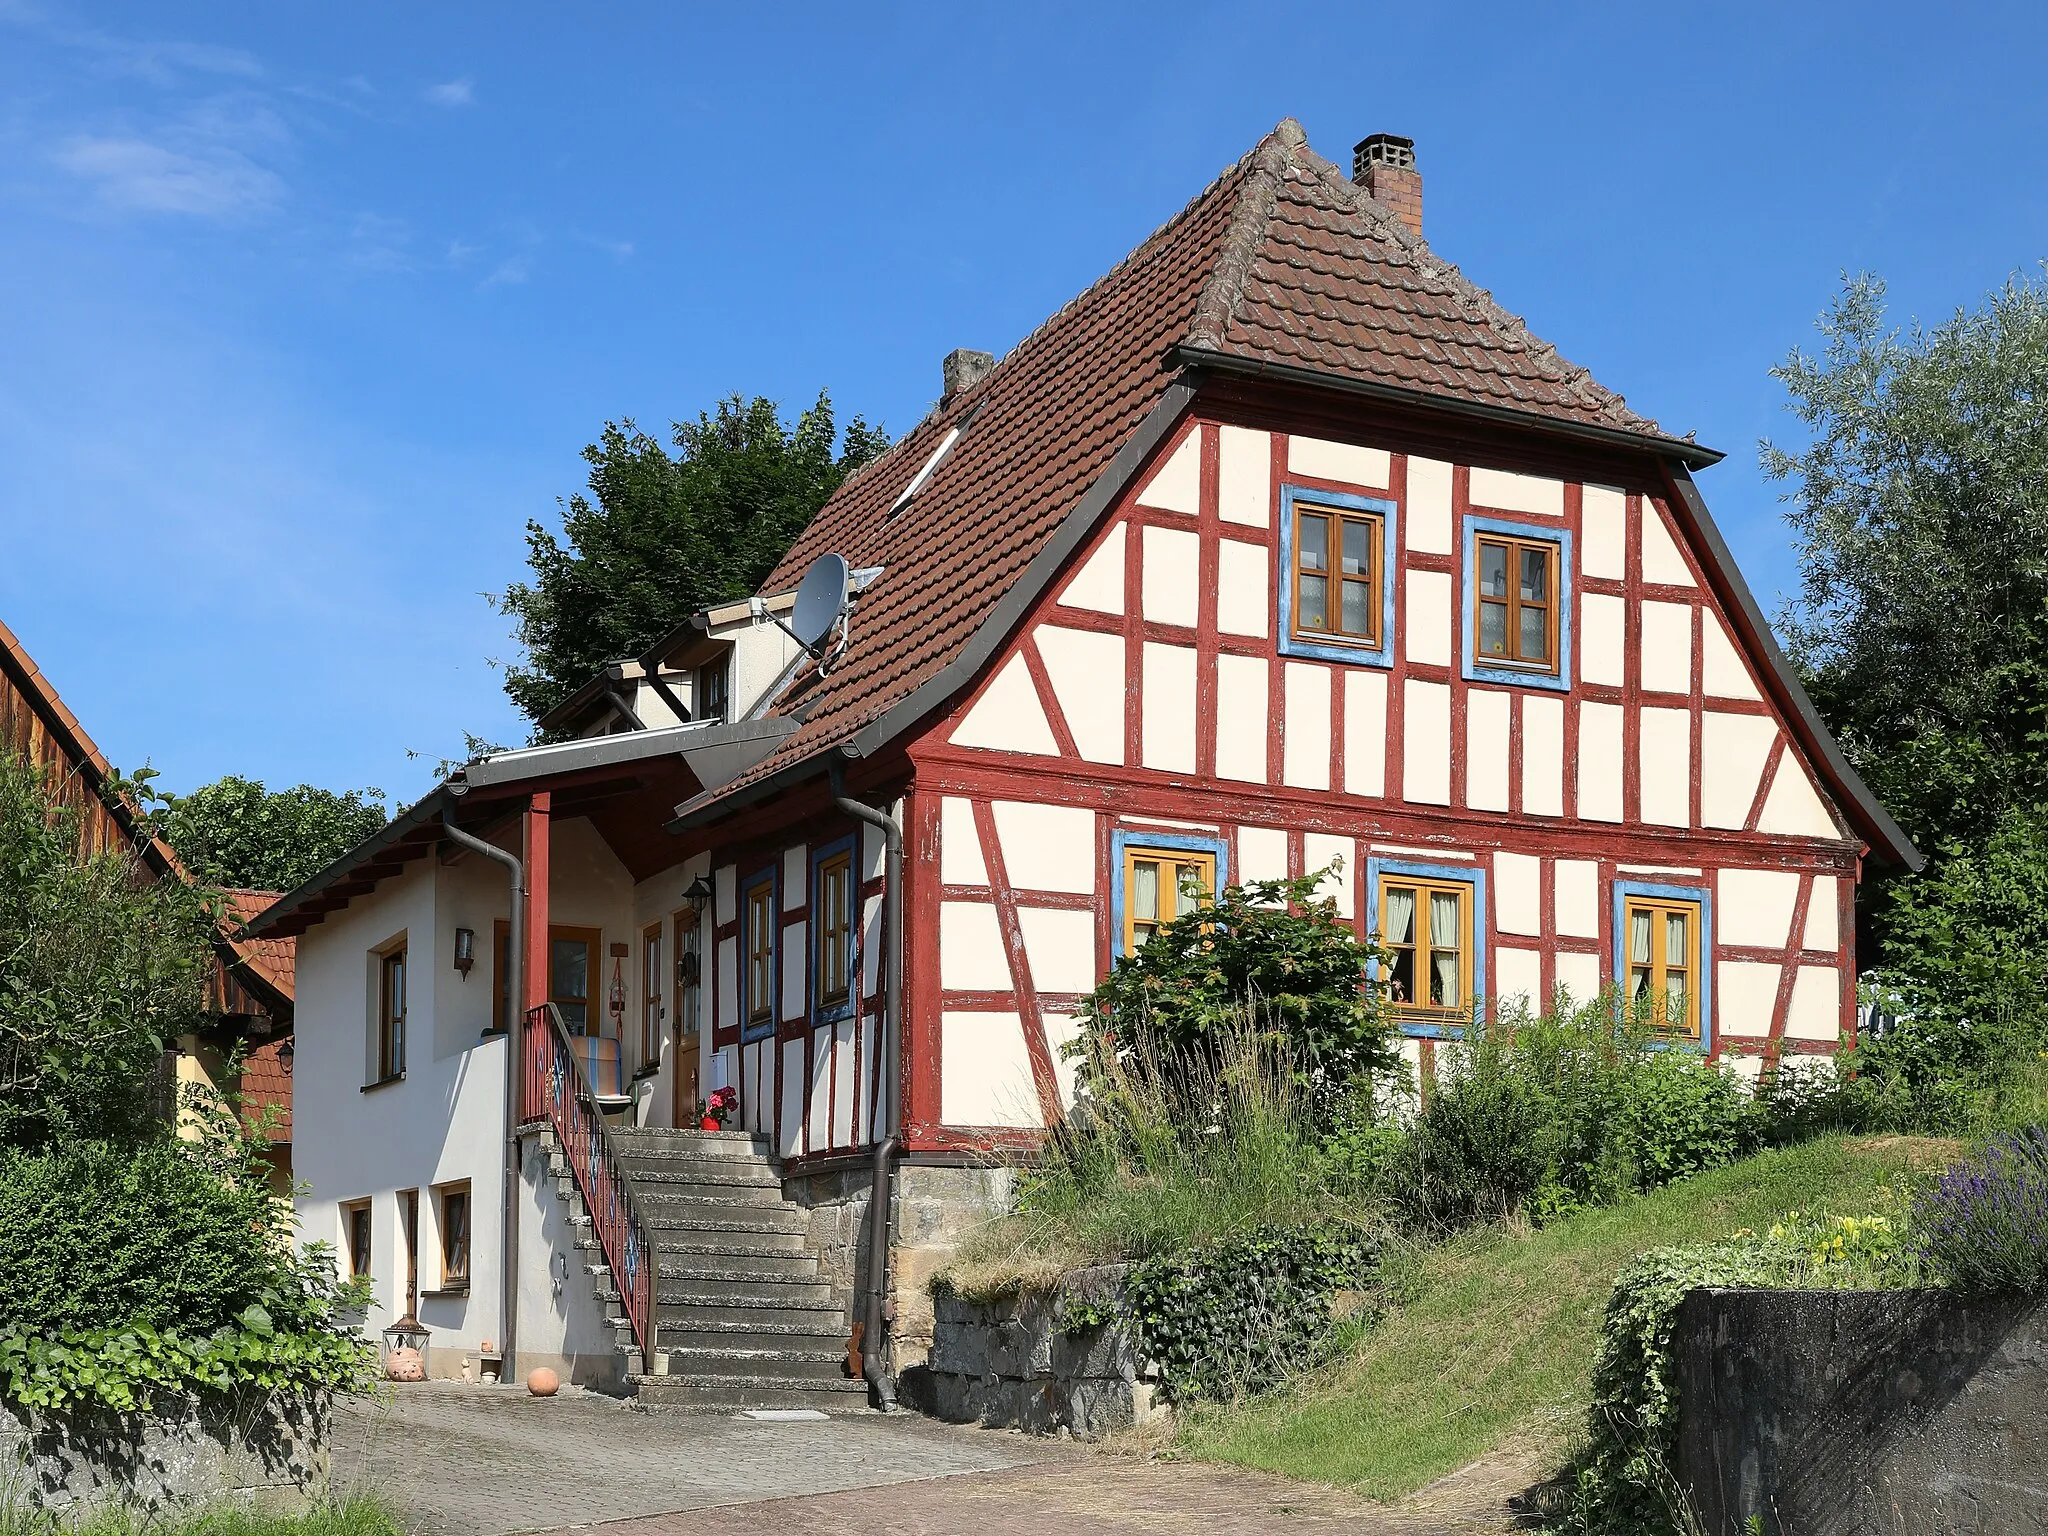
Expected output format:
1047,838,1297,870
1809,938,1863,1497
895,392,1872,1141
522,793,552,1017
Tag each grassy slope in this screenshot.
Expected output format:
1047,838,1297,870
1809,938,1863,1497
1180,1135,1955,1500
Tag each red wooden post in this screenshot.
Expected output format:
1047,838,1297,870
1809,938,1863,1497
523,792,552,1018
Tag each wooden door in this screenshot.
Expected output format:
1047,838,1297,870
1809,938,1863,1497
672,908,703,1125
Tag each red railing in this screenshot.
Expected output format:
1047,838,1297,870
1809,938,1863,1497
520,1004,658,1358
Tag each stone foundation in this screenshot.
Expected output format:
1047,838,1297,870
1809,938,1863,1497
922,1265,1166,1439
781,1157,1016,1375
0,1390,331,1512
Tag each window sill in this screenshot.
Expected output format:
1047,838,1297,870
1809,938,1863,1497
630,1063,662,1083
360,1073,406,1094
1464,657,1571,693
479,1026,508,1040
420,1285,469,1301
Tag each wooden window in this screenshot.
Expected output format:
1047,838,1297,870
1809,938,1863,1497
549,927,602,1035
342,1200,372,1279
672,907,703,1128
436,1183,472,1287
400,1188,419,1314
1121,847,1217,953
377,944,407,1080
743,873,776,1037
1290,502,1382,647
1378,874,1474,1016
1473,533,1559,672
1624,895,1701,1036
814,849,854,1012
641,924,664,1069
696,658,729,724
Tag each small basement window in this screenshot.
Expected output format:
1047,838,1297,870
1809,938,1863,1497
436,1183,472,1287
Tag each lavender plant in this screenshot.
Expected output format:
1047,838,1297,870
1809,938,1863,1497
1912,1127,2048,1296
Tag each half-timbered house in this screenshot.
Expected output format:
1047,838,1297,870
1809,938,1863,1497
251,120,1917,1406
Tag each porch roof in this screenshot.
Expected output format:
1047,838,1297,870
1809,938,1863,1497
242,716,794,939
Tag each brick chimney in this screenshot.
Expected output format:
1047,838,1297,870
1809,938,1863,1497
942,348,995,404
1353,134,1421,238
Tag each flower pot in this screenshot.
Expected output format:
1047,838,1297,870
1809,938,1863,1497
699,1116,722,1131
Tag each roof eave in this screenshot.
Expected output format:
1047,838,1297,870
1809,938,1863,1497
1171,344,1725,469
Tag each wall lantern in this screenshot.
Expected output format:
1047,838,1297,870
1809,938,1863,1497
278,1037,295,1075
682,874,715,911
381,1312,431,1381
453,927,476,978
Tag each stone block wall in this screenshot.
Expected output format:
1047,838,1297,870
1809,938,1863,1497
0,1390,330,1512
1674,1288,2048,1536
921,1265,1166,1439
783,1158,1016,1376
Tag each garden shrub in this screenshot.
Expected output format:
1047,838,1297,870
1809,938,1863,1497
1078,865,1400,1088
0,1138,303,1336
1912,1126,2048,1295
1378,1034,1551,1228
1115,1224,1380,1405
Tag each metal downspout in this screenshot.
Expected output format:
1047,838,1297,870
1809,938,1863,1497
827,757,902,1411
442,807,524,1380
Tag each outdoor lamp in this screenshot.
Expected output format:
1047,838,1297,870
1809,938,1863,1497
381,1313,431,1381
278,1038,295,1074
453,926,476,978
683,873,715,910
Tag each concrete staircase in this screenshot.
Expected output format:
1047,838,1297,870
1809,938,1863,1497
551,1124,869,1410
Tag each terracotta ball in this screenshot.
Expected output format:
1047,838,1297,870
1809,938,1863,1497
385,1347,425,1383
526,1366,560,1396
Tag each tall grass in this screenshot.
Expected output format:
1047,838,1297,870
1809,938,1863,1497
945,1015,1368,1296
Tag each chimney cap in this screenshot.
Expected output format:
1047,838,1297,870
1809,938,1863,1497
1353,134,1417,178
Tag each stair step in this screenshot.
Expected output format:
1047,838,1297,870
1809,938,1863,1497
660,1347,849,1383
637,1194,808,1228
621,1158,781,1188
658,1299,846,1331
662,1252,821,1282
612,1129,771,1160
660,1230,811,1257
627,1176,790,1205
659,1323,848,1353
603,1275,835,1306
630,1375,870,1410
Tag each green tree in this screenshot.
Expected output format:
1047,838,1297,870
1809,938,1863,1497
0,752,219,1150
495,392,890,724
163,775,389,893
1765,270,2048,856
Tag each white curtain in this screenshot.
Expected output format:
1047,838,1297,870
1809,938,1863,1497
1429,890,1461,1006
1628,910,1653,1001
1384,887,1415,944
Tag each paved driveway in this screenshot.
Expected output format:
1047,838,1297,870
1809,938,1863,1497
331,1384,1517,1536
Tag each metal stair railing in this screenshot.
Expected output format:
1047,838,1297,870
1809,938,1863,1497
520,1002,658,1358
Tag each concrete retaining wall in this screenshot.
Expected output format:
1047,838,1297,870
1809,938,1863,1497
0,1390,331,1512
919,1265,1165,1438
1674,1288,2048,1536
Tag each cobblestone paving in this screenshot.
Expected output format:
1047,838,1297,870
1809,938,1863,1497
330,1385,1055,1536
333,1384,1521,1536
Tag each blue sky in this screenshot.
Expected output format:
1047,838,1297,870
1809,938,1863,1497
3,1,2045,806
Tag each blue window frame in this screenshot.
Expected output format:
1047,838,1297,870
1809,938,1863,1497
809,833,859,1027
1461,514,1573,692
1611,880,1714,1051
1364,857,1487,1038
1277,484,1398,667
740,866,778,1043
1109,829,1229,963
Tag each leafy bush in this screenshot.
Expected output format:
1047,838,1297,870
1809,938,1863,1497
1078,866,1399,1087
1561,1202,1916,1534
1912,1126,2048,1295
0,751,221,1150
0,1137,307,1336
1372,996,1763,1231
1118,1225,1379,1404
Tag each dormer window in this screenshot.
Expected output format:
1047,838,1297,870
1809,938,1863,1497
696,658,729,725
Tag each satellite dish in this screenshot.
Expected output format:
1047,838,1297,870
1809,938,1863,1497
788,552,851,652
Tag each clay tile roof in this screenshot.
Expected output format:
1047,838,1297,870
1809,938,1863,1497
223,888,296,999
239,1035,292,1143
683,120,1695,817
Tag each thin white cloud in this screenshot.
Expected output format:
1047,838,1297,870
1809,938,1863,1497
481,256,528,287
423,77,474,107
54,134,282,216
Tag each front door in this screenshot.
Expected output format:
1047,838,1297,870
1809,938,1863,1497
672,908,703,1125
